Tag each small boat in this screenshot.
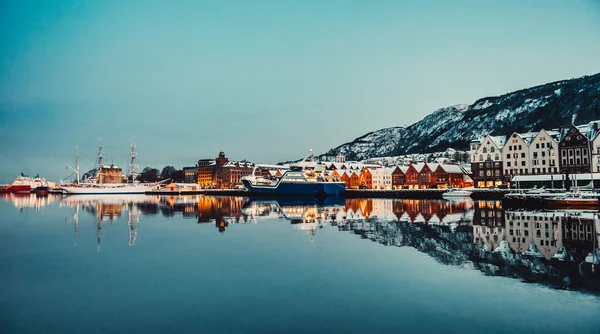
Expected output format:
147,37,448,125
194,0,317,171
442,188,472,198
33,186,50,196
546,192,598,209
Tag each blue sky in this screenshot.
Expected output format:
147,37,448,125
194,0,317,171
1,0,599,182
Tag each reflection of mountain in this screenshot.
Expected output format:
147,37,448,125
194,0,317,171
54,195,600,292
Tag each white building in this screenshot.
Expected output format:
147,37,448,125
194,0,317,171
502,132,532,176
528,129,560,175
371,167,392,189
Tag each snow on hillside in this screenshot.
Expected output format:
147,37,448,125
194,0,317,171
315,73,600,162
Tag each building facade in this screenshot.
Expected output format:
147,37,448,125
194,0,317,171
196,152,253,188
502,132,531,176
558,125,591,174
182,166,198,184
470,135,506,188
528,129,559,175
98,165,122,184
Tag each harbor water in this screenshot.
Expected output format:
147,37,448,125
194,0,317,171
1,194,599,333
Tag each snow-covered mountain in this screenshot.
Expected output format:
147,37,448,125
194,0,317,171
318,73,600,161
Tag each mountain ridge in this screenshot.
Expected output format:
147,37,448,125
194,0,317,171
316,72,600,161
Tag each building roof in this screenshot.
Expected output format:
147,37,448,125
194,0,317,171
439,164,464,174
426,163,440,171
489,135,507,148
412,163,426,172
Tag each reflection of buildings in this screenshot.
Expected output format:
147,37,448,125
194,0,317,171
504,211,562,260
476,209,600,262
473,200,505,251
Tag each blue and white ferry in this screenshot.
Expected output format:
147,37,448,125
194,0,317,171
241,166,345,196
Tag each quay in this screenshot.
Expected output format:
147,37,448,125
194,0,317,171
146,188,508,200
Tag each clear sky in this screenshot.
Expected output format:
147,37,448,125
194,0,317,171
1,0,599,182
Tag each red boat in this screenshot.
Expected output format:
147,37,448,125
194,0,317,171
546,192,599,209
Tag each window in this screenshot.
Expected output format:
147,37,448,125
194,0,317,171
521,161,526,166
533,152,538,158
483,147,487,153
506,154,510,159
519,145,522,150
509,146,513,151
491,147,495,153
479,155,483,161
536,143,539,149
521,153,526,158
542,160,546,165
507,162,511,167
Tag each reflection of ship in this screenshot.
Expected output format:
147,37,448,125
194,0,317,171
241,166,345,196
1,193,58,210
60,140,154,195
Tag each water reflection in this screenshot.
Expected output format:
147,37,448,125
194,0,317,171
1,193,58,211
3,194,599,293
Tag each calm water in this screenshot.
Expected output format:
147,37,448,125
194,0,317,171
1,194,599,334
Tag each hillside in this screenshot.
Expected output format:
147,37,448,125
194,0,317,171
318,73,600,161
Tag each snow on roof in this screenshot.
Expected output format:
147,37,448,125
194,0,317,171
427,163,439,171
412,163,426,172
439,164,464,173
489,135,507,148
256,164,289,169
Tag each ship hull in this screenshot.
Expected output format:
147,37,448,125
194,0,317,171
242,180,345,196
60,184,153,195
5,185,32,194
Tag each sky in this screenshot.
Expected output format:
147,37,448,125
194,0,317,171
1,0,600,182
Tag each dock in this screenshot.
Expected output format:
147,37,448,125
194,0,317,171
146,188,509,200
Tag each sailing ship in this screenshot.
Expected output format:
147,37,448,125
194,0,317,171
60,140,154,195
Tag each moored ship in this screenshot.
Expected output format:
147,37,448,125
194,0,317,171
0,174,49,194
60,140,155,195
241,166,345,196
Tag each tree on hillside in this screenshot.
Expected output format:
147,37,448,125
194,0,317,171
171,169,184,183
82,169,97,181
137,167,159,182
160,166,178,181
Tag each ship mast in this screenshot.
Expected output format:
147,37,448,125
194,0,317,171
66,146,80,184
97,138,104,183
129,140,139,183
